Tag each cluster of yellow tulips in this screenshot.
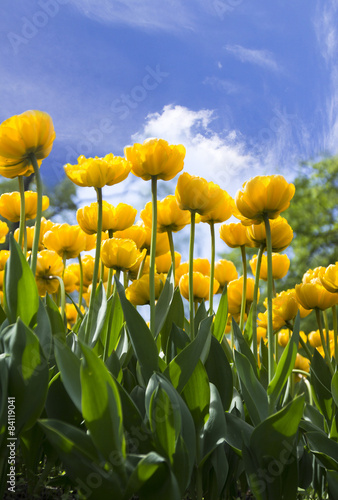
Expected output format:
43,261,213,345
0,109,337,382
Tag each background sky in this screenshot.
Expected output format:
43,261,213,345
1,0,338,254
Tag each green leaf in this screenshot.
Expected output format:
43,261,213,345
232,318,258,376
0,354,8,448
165,323,190,363
160,288,185,353
243,305,254,344
212,284,228,342
3,234,39,327
116,278,158,382
80,342,126,467
34,298,53,360
331,371,338,407
182,360,210,431
45,374,82,427
310,349,333,424
45,294,66,342
267,314,300,408
194,300,207,337
78,281,107,347
155,266,175,338
54,338,82,413
205,335,233,411
2,319,49,433
234,350,268,425
306,431,338,471
163,316,212,393
199,384,227,465
327,469,338,499
224,410,253,454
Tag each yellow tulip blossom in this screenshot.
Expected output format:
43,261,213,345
124,138,185,181
308,329,333,348
235,175,295,225
0,110,55,178
0,191,49,222
320,263,338,293
175,172,225,215
43,223,87,259
250,253,290,280
179,272,219,302
247,216,293,251
155,251,181,274
114,223,147,249
35,249,63,296
294,353,310,373
0,250,10,271
214,259,238,292
77,201,137,234
295,281,338,310
101,238,147,271
126,272,165,305
63,267,79,293
64,153,131,188
141,223,170,256
0,221,9,244
219,222,254,248
199,188,233,224
227,276,256,315
141,195,192,233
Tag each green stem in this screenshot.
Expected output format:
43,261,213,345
137,252,147,280
332,305,338,362
123,271,129,289
54,276,65,322
208,221,215,316
103,269,120,362
167,229,176,282
239,245,247,331
263,214,275,388
18,176,26,252
149,176,158,337
77,254,84,318
252,244,264,360
315,308,334,376
85,187,103,344
29,154,43,275
189,211,196,339
298,334,313,361
323,309,331,355
106,230,114,298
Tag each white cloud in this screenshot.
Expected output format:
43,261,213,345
203,76,240,94
225,44,280,72
68,0,195,32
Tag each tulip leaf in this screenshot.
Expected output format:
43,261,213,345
267,313,300,408
163,316,212,393
331,371,338,407
45,294,66,342
116,278,159,382
199,384,227,465
3,234,39,328
34,298,53,360
212,284,228,342
154,266,175,338
205,335,233,411
160,288,185,353
234,350,268,426
194,300,207,337
224,410,254,454
182,360,210,431
54,338,82,413
1,319,49,433
165,323,190,363
232,318,258,376
0,354,8,449
306,431,338,471
310,349,333,424
80,341,126,466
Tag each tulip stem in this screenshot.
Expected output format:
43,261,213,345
85,187,103,344
30,154,43,275
137,253,146,280
103,270,120,362
315,308,334,376
189,211,196,339
77,254,83,320
208,221,215,316
149,176,158,337
106,229,114,298
323,310,331,355
252,244,264,360
263,214,275,385
332,305,338,362
54,276,65,323
239,245,247,331
17,176,27,254
167,229,176,281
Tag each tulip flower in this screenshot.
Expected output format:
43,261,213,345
77,201,137,235
126,272,165,306
214,259,238,293
43,223,87,260
179,272,219,303
0,221,9,244
35,249,63,296
250,253,290,281
0,191,49,222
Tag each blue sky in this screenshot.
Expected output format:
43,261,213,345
1,0,338,209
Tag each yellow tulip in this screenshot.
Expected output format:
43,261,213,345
124,138,185,181
214,259,238,292
320,263,338,293
0,110,55,178
114,223,147,249
126,273,165,305
141,195,191,233
175,259,211,286
80,254,108,286
77,201,137,234
141,223,170,256
65,303,85,328
227,276,256,315
234,175,295,225
175,172,224,215
295,281,338,310
0,221,9,244
250,253,290,280
64,153,131,188
35,249,63,296
0,191,49,222
155,251,181,274
247,216,293,251
101,238,147,271
63,267,78,293
199,189,233,224
0,250,10,271
43,223,87,259
179,272,219,302
14,226,44,251
219,222,253,248
308,329,333,348
294,353,310,373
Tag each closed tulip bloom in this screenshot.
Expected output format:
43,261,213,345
295,282,338,310
320,263,338,293
126,272,165,305
308,329,333,348
247,216,293,251
14,226,44,251
219,222,253,248
124,138,185,181
64,153,131,188
114,223,147,249
128,254,151,280
80,254,109,286
0,250,10,271
175,258,211,286
77,201,137,234
175,173,224,215
257,327,267,344
155,251,181,274
35,249,63,296
0,110,55,178
66,263,80,289
141,223,170,256
200,189,233,224
257,310,285,331
179,272,219,302
141,195,191,233
84,233,97,251
65,303,85,328
278,329,307,348
101,238,146,271
214,259,238,292
0,191,49,222
294,353,310,373
317,339,335,359
267,290,299,324
0,221,9,244
43,224,87,259
285,287,312,318
227,276,256,315
250,253,290,280
63,267,78,293
234,175,295,225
